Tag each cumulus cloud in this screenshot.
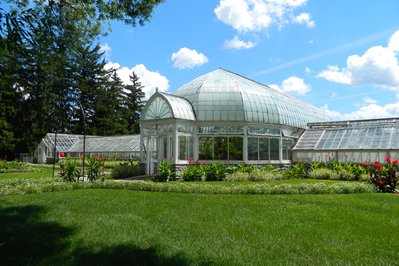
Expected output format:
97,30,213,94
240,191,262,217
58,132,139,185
214,0,311,33
293,12,315,28
99,43,112,60
363,96,377,104
319,95,399,121
223,36,257,49
317,30,399,89
271,76,311,96
104,62,169,99
171,47,208,69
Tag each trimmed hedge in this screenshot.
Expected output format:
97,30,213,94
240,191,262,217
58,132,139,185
0,179,375,196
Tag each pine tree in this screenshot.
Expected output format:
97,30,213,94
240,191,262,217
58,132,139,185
122,72,145,134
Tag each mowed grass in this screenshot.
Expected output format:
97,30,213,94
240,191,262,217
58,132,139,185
1,189,398,265
0,164,54,180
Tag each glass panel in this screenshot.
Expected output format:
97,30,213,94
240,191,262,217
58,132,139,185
178,136,187,160
199,137,213,160
215,137,228,160
248,138,258,160
270,138,279,160
188,136,194,160
248,127,280,136
282,139,294,160
229,137,243,160
160,137,167,160
144,97,172,120
259,138,269,160
169,136,174,160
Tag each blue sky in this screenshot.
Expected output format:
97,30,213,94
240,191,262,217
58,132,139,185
100,0,399,121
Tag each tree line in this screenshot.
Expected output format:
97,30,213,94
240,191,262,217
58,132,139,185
0,0,164,159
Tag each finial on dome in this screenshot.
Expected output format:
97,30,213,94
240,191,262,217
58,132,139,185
155,87,159,93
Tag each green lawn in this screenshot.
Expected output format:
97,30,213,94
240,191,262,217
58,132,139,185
1,189,398,265
0,164,55,180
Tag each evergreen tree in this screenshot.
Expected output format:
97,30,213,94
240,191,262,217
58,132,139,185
91,72,129,136
0,1,164,158
122,72,145,134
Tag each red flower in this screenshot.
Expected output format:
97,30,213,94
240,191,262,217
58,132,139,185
393,159,398,166
188,157,193,165
60,152,65,158
360,162,368,167
385,156,391,164
373,161,380,168
80,154,84,159
197,160,202,165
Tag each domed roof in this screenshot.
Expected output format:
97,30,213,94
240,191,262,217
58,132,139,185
174,68,326,128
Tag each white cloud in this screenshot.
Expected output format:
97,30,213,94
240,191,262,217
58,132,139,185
317,30,399,89
104,62,169,99
388,30,399,52
99,43,112,60
171,47,208,69
319,104,342,121
317,65,352,85
223,36,257,49
319,96,399,121
273,76,311,96
363,96,377,104
293,12,315,28
304,66,312,73
214,0,311,33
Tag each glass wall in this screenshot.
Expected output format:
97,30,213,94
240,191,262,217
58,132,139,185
199,136,243,161
247,137,280,161
178,135,193,161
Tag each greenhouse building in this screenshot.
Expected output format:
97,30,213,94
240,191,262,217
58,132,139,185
34,133,140,163
140,68,327,174
292,118,399,163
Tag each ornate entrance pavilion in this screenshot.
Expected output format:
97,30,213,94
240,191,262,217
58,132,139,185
140,69,326,174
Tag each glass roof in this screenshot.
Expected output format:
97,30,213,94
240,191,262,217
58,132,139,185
42,133,82,152
142,91,195,121
173,68,326,128
70,135,140,152
40,133,140,152
293,118,399,150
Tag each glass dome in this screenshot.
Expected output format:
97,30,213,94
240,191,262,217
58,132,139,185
174,68,326,128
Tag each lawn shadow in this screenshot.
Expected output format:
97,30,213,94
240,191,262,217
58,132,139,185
73,244,193,266
0,204,73,265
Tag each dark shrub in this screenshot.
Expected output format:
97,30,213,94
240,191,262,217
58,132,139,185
111,161,143,179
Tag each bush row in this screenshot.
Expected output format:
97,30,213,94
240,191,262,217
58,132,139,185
177,161,369,182
0,178,375,196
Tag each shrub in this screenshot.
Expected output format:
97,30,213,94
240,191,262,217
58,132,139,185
308,168,338,180
337,168,356,181
363,157,398,193
111,160,143,179
59,157,80,182
204,162,227,181
86,156,105,182
284,162,307,179
225,171,250,181
0,159,32,173
156,160,172,182
181,166,204,181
